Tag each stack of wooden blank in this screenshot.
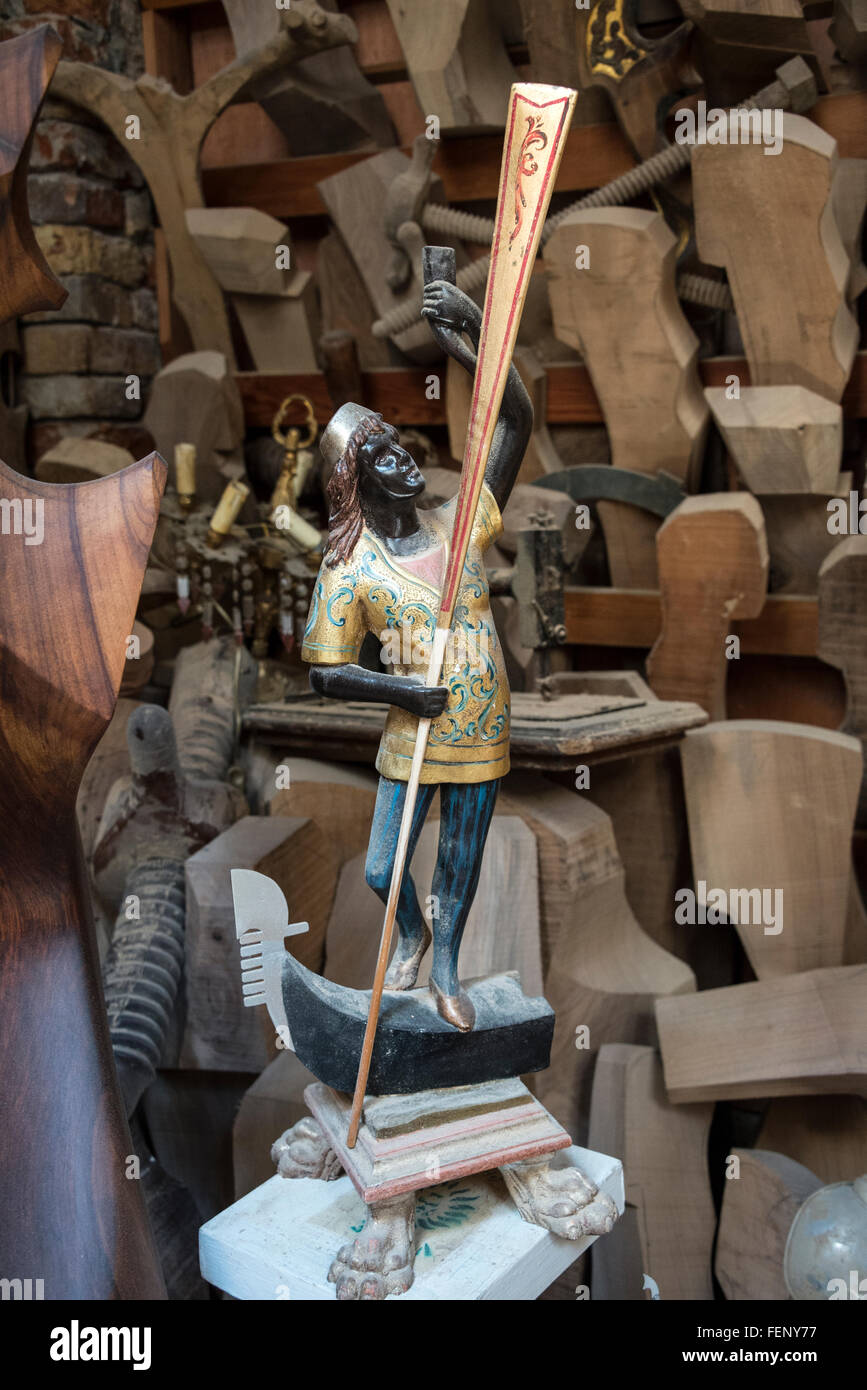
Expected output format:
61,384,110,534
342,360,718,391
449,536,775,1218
696,109,866,600
592,719,867,1300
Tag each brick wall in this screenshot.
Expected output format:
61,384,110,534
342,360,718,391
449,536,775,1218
1,0,160,463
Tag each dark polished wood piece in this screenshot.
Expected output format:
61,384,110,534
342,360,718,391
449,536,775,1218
0,26,68,323
0,453,168,1299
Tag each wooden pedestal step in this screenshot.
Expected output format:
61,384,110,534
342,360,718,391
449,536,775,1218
306,1078,571,1205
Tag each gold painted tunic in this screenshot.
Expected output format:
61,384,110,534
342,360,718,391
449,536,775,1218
301,485,509,784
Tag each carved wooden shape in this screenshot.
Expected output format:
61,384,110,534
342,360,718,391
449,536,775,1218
185,206,294,297
317,149,465,363
0,26,67,324
317,230,392,370
715,1149,821,1301
693,114,859,403
759,492,849,596
546,209,707,485
589,1044,715,1300
231,274,321,373
545,209,708,587
385,0,517,133
681,0,816,108
513,348,564,482
706,385,843,495
499,783,694,1143
647,494,769,720
35,436,134,486
680,720,862,978
819,537,867,826
143,351,244,503
833,157,867,306
183,816,334,1072
757,1095,867,1184
0,451,167,1297
223,0,394,156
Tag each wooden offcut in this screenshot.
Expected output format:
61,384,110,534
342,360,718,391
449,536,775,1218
647,494,769,719
588,1044,715,1300
35,436,135,486
656,965,867,1101
715,1149,822,1301
680,721,862,978
706,385,843,495
384,0,517,133
185,205,294,296
231,272,320,373
143,350,244,501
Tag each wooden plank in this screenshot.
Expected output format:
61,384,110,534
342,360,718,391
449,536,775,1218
201,122,635,217
350,0,406,75
656,965,867,1102
199,92,867,216
141,5,193,93
563,589,819,657
234,352,867,426
243,690,707,768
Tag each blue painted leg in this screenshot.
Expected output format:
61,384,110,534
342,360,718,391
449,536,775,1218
429,779,500,1029
365,775,436,990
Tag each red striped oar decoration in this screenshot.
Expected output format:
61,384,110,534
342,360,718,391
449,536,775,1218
347,82,578,1147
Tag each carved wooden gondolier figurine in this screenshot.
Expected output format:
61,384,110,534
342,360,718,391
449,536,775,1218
302,278,531,1033
207,83,623,1302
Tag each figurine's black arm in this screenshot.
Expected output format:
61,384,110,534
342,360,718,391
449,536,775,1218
309,662,448,716
422,284,533,513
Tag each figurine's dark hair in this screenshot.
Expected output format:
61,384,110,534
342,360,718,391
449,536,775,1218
325,413,387,566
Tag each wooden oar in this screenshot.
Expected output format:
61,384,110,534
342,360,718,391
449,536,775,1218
346,82,578,1147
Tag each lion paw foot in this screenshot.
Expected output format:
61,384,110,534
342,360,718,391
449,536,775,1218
271,1115,342,1182
328,1194,416,1300
501,1158,618,1241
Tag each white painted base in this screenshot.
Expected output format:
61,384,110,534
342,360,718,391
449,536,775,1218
199,1145,624,1301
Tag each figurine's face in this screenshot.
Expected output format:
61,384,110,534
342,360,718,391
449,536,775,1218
359,426,425,502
